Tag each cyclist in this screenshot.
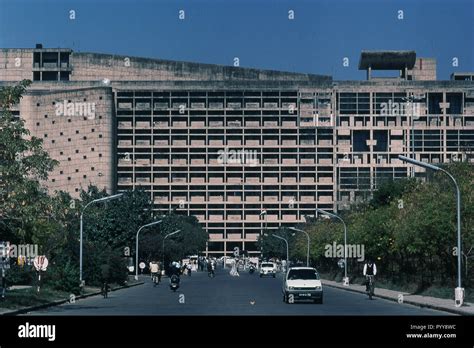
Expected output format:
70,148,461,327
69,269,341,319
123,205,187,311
100,263,110,298
363,258,377,292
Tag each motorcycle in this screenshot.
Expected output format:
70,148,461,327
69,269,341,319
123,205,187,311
249,264,255,274
170,274,180,292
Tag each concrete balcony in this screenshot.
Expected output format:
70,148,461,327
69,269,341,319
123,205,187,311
190,121,205,128
208,233,223,240
245,102,260,108
136,122,151,129
209,121,224,127
154,102,168,109
263,102,279,109
282,214,298,221
118,140,132,146
118,177,132,184
318,196,333,203
245,121,260,127
191,196,205,202
190,177,205,183
209,103,223,109
209,177,224,183
118,159,132,165
153,197,168,203
317,177,333,184
172,122,187,128
246,177,260,183
263,177,278,183
154,159,168,165
300,177,315,183
264,121,278,127
191,102,205,109
136,177,150,184
227,233,243,240
209,196,224,202
247,196,260,202
227,102,241,109
118,121,132,128
282,177,297,183
154,178,168,184
135,159,151,166
228,196,241,203
118,102,132,110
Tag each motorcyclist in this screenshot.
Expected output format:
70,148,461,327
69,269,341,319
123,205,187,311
150,261,160,285
169,262,180,284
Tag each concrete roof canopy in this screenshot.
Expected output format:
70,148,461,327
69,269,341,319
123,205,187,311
358,50,417,70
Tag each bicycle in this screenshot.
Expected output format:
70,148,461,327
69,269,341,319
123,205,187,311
101,281,109,298
366,275,375,300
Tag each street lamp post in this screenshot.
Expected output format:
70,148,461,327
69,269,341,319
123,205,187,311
398,155,463,307
135,220,162,280
260,210,267,259
316,208,349,286
289,227,310,267
79,193,123,286
162,230,182,267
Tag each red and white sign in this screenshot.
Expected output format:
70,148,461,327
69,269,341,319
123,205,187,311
33,256,48,271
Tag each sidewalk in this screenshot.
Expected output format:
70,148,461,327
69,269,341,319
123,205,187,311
322,279,474,315
0,281,144,316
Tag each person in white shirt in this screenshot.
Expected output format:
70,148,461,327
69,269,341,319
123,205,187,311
363,259,377,291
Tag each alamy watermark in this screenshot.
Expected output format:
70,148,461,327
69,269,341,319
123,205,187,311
217,148,258,166
380,100,420,117
324,242,365,262
55,100,96,120
1,243,39,259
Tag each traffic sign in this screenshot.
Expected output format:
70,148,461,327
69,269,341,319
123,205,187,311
139,262,146,269
33,256,48,271
337,259,345,269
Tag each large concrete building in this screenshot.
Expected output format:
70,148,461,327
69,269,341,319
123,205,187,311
1,45,473,256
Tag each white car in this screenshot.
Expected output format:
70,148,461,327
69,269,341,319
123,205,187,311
259,262,277,278
282,267,323,304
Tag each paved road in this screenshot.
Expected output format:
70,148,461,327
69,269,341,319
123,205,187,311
28,268,449,315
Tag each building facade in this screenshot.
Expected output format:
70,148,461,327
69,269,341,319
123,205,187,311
1,46,473,256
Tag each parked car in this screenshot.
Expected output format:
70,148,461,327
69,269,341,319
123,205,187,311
259,262,277,278
282,267,323,304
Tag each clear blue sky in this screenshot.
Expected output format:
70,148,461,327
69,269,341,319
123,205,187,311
0,0,472,80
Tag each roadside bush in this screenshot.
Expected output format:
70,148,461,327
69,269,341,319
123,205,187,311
45,260,81,294
5,263,35,285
